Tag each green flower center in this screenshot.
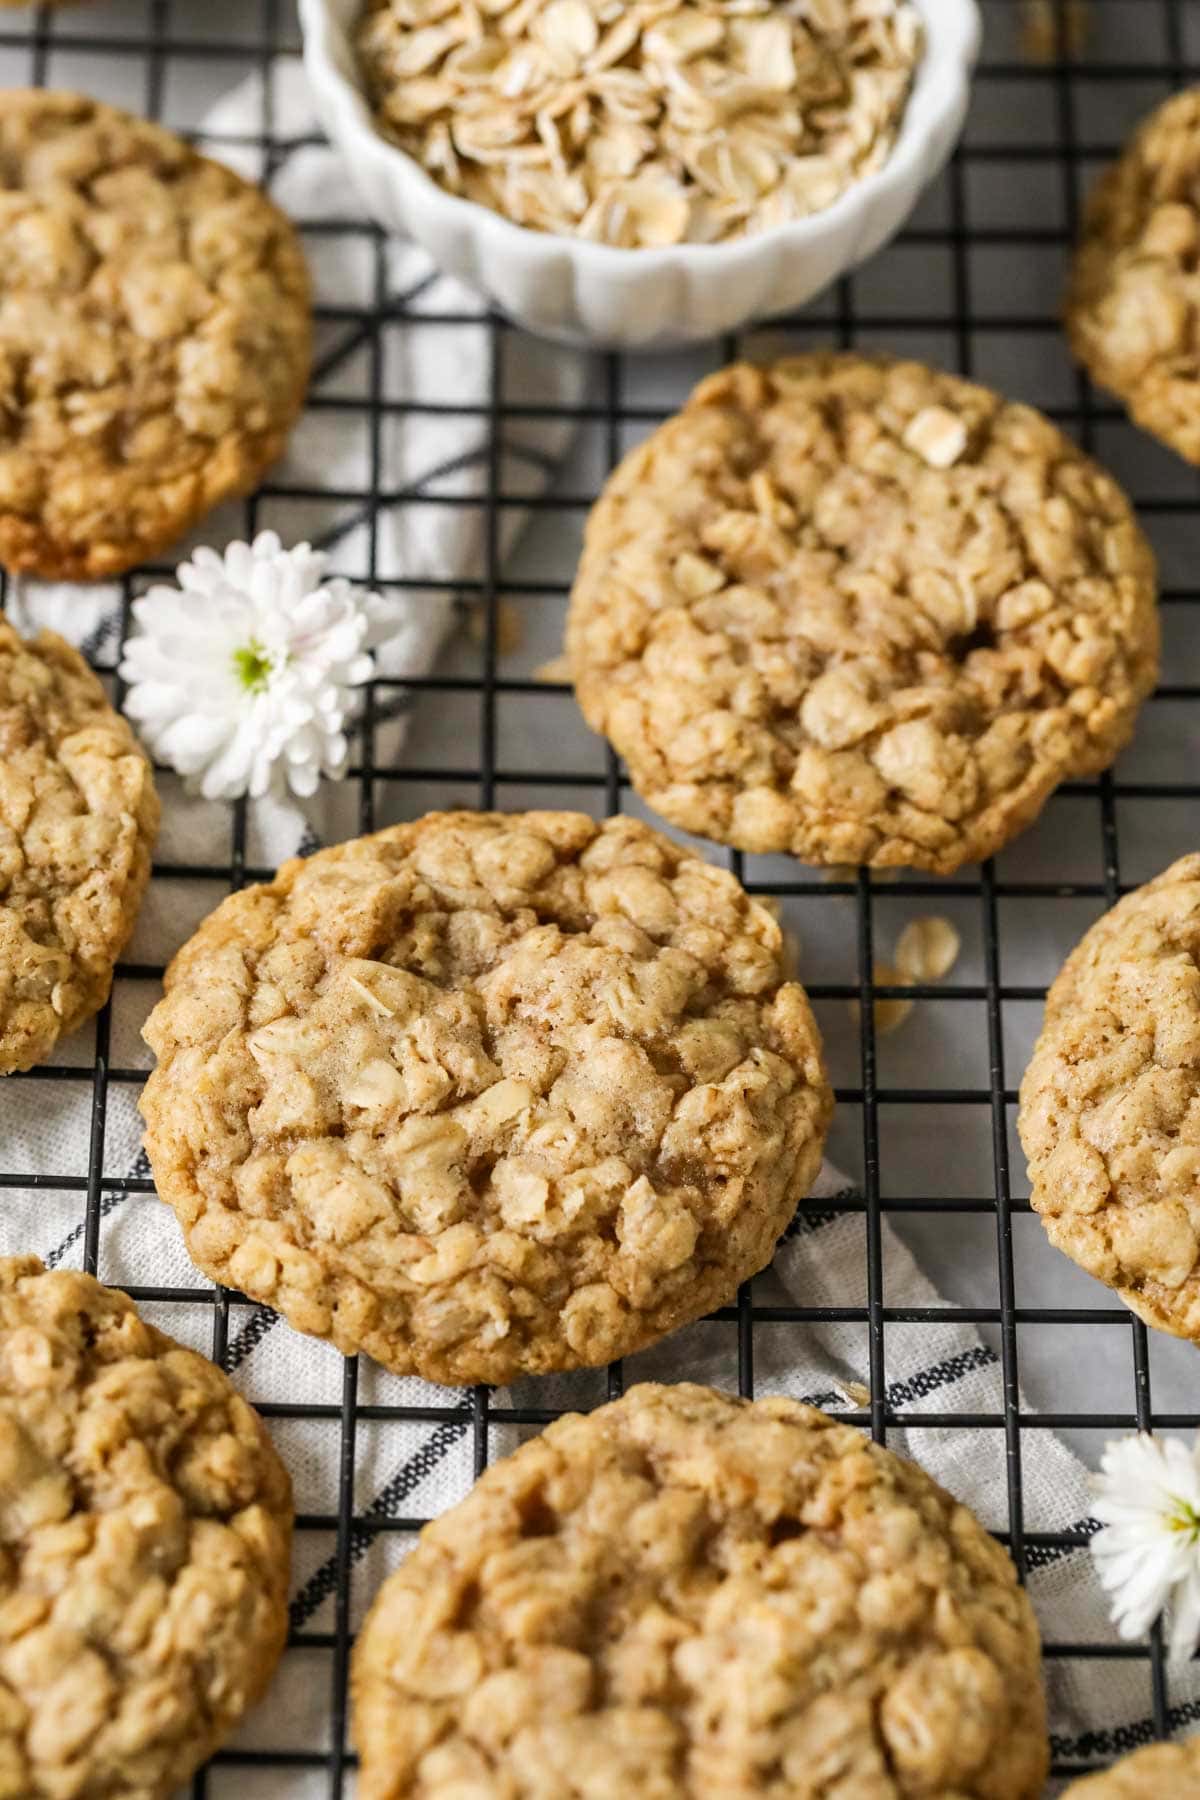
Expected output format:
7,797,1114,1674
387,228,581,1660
1166,1497,1200,1540
232,641,274,693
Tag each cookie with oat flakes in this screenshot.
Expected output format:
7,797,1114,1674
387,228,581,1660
1062,1737,1200,1798
0,91,311,580
351,1381,1049,1800
1067,90,1200,464
1019,854,1200,1341
0,618,158,1074
139,810,832,1386
0,1254,292,1799
566,353,1159,874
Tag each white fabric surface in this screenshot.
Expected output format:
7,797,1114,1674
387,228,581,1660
0,60,1192,1798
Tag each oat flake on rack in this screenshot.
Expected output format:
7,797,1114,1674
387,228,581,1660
356,0,923,247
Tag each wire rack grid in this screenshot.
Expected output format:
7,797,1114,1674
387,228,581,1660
1,0,1199,1792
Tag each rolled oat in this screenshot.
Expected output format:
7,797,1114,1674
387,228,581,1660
850,961,913,1036
356,0,922,246
895,914,961,983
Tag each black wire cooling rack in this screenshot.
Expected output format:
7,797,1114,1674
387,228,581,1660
2,0,1200,1791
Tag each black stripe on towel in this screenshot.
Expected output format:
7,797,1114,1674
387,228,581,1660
43,1147,150,1269
289,1413,472,1632
1052,1698,1200,1765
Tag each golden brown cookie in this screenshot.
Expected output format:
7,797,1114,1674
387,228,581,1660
352,1381,1049,1800
1019,854,1200,1338
1067,90,1200,464
140,811,832,1386
0,91,312,580
1063,1737,1200,1798
0,619,158,1073
0,1254,292,1799
566,354,1159,873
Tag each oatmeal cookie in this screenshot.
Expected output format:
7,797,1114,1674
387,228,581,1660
140,811,832,1386
0,91,312,580
0,619,158,1074
352,1381,1049,1799
1019,854,1200,1339
1063,1737,1200,1798
0,1254,292,1799
566,354,1159,873
1067,90,1200,464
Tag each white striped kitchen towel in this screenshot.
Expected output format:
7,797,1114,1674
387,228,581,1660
0,56,1191,1800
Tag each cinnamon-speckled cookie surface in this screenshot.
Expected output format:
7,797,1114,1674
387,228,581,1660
0,619,158,1073
352,1382,1049,1800
0,1255,292,1799
567,354,1158,873
1067,90,1200,463
0,91,311,579
1063,1736,1200,1798
1019,855,1200,1338
140,811,831,1386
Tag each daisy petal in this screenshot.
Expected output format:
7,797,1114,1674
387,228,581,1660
1091,1429,1200,1654
117,533,398,802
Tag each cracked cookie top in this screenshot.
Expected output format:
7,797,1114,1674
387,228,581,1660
0,91,311,579
566,354,1158,873
1019,854,1200,1340
140,811,831,1386
1067,89,1200,464
0,619,158,1074
352,1381,1049,1800
0,1255,292,1799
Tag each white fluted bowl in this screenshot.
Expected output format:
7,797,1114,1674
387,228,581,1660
300,0,981,349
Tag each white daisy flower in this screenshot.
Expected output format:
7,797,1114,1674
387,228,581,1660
1091,1430,1200,1659
120,532,394,802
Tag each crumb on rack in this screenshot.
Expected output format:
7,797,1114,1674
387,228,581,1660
895,915,962,983
837,1377,872,1407
850,962,914,1036
755,895,802,978
1020,0,1089,62
848,918,960,1037
468,597,523,655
